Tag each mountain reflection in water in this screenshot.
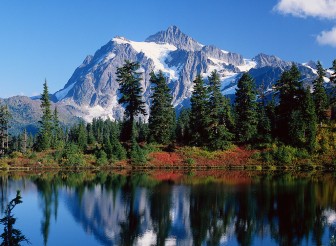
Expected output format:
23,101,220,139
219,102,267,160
0,171,336,246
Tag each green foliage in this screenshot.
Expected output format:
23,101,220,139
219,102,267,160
130,139,147,165
95,149,109,166
176,108,191,144
36,80,53,151
257,102,272,143
207,71,233,150
148,71,175,144
51,107,64,149
261,144,310,165
275,64,304,143
235,73,258,143
116,60,146,141
0,105,11,157
312,61,328,123
58,143,85,167
185,158,195,165
190,75,210,146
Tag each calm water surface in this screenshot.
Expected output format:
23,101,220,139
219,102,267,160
0,171,335,246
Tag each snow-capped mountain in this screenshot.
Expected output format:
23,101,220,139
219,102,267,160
54,26,318,122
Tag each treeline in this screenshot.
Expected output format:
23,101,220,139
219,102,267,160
0,59,336,166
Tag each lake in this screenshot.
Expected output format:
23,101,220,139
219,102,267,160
0,170,335,245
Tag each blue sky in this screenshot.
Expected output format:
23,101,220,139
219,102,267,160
0,0,335,98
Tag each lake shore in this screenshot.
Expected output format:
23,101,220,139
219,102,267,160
0,144,334,172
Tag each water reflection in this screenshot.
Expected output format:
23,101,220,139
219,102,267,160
0,171,336,245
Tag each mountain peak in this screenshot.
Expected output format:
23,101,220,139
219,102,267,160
145,25,203,51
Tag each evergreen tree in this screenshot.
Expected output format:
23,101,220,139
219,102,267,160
207,70,233,149
0,105,11,157
275,64,304,143
302,89,317,151
289,89,317,151
234,73,258,143
148,71,175,144
312,61,328,124
176,108,191,144
256,84,272,143
77,122,87,151
331,59,336,84
36,80,53,151
190,75,209,146
257,102,272,143
86,123,95,145
330,59,336,106
0,191,30,246
51,107,63,149
116,61,146,141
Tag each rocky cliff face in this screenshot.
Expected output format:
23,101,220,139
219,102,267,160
55,26,319,122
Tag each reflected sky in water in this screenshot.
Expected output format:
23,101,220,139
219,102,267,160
0,171,335,246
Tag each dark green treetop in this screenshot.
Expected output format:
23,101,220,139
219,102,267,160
148,71,175,144
312,61,328,123
116,61,146,141
190,75,210,146
36,80,53,151
235,72,258,143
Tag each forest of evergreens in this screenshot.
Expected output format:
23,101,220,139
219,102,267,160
0,59,335,168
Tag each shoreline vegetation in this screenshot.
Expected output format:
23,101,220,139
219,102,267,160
0,142,335,172
0,61,335,171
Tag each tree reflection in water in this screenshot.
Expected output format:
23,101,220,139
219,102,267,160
3,171,336,245
0,190,29,246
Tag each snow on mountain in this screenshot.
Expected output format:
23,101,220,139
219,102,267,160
55,82,76,101
113,36,179,80
52,26,319,122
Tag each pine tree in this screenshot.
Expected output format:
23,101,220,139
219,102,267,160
289,89,317,151
256,84,272,143
176,108,191,144
330,59,336,106
207,70,233,149
234,73,258,143
148,71,175,144
36,80,53,151
303,89,317,151
116,61,146,142
51,107,63,149
0,105,11,157
190,75,210,146
275,64,304,143
312,61,328,124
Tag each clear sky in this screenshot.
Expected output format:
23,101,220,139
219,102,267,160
1,0,335,98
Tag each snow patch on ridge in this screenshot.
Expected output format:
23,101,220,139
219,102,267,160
113,37,179,80
238,59,257,72
55,83,76,101
83,105,114,122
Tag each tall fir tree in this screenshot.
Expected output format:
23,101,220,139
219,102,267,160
176,108,191,144
116,61,146,142
36,80,53,151
312,61,328,124
256,83,272,143
0,105,11,157
190,75,210,146
330,59,336,106
275,64,304,143
289,89,317,151
234,73,258,143
207,70,233,149
148,71,175,144
51,107,63,149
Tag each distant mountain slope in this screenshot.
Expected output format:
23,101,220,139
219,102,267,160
53,26,320,122
0,96,79,135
